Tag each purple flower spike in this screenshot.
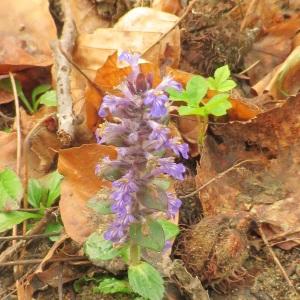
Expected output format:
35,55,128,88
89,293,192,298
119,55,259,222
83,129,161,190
96,51,188,244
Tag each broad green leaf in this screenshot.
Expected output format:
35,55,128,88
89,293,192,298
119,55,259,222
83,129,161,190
207,77,217,90
40,171,63,207
157,219,180,240
31,84,51,103
128,262,164,300
214,65,230,84
84,232,122,261
186,76,208,106
203,94,232,116
152,178,170,191
28,179,43,208
38,90,57,107
0,211,41,233
166,88,189,102
178,106,207,116
217,80,237,92
44,221,63,241
0,169,23,210
130,219,165,252
93,277,132,294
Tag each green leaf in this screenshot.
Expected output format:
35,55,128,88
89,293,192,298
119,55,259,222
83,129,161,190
185,76,208,106
156,219,180,240
93,277,133,294
37,90,57,107
40,171,63,207
44,221,63,241
73,275,97,293
28,179,43,208
87,188,112,215
214,65,230,84
178,106,207,116
0,169,23,211
207,77,217,90
130,219,165,252
152,178,170,191
203,93,232,116
31,84,51,104
166,88,189,102
128,262,164,300
84,232,122,262
0,211,41,233
217,80,237,92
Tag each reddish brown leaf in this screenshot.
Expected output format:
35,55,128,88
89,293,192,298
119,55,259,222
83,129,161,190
58,144,117,243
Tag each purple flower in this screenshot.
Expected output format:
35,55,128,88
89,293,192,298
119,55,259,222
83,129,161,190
144,92,168,117
104,222,125,242
166,192,182,218
156,76,182,92
148,121,170,150
119,52,140,80
154,158,186,180
166,138,189,159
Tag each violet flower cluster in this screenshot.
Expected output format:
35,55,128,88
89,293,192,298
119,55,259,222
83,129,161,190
96,52,188,243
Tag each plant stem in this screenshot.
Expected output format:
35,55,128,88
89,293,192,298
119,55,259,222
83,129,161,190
129,243,140,265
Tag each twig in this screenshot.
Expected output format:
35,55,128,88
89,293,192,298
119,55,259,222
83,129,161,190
0,256,88,267
0,232,60,241
51,0,77,146
142,0,198,57
258,225,297,292
268,228,300,241
181,159,258,199
237,60,260,75
9,72,22,278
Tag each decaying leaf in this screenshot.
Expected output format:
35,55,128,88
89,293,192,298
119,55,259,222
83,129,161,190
58,144,117,243
0,0,56,73
245,15,300,87
195,94,300,249
152,0,182,15
71,7,180,119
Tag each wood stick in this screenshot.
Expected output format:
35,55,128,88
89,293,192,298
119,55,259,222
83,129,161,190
0,232,60,241
0,256,88,267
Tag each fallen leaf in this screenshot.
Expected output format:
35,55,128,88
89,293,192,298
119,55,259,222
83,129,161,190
195,94,300,250
0,0,56,73
71,7,180,120
0,131,17,171
253,45,300,98
245,15,300,86
152,0,182,15
58,144,117,243
70,0,110,34
0,90,13,104
251,198,300,250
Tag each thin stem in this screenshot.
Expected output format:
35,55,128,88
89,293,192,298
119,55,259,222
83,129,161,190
129,243,140,265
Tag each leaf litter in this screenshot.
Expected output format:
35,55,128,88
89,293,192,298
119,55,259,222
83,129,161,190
0,0,300,299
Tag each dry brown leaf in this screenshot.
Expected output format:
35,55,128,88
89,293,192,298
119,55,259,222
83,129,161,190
0,0,56,73
0,131,17,171
251,198,300,250
152,0,182,15
253,45,300,98
71,7,180,118
0,90,13,104
240,0,283,31
58,144,117,243
70,0,110,34
195,94,300,249
245,15,300,86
